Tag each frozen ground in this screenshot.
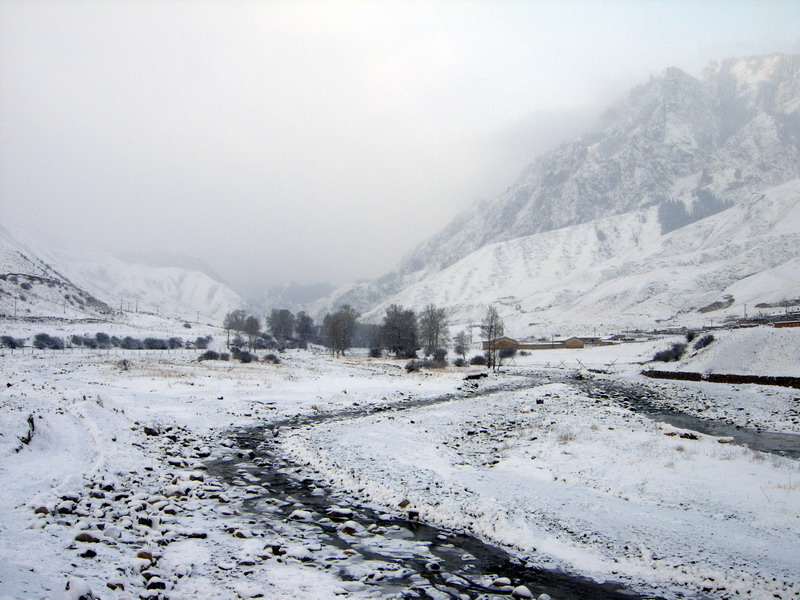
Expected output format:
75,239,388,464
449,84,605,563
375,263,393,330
1,330,798,599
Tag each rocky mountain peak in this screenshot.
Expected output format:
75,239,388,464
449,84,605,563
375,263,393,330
313,53,800,319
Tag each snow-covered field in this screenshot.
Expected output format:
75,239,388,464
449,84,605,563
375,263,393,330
1,327,799,599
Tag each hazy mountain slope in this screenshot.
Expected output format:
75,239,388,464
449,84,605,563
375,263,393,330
0,225,112,319
316,53,800,317
362,179,800,335
261,281,337,315
1,224,246,324
46,249,248,324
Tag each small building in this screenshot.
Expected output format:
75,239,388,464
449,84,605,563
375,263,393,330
562,337,585,349
482,337,522,351
774,321,800,328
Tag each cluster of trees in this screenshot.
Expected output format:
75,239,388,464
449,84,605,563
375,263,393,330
223,308,318,351
378,303,451,358
221,303,506,370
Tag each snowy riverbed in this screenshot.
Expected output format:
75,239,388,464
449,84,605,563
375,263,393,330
1,341,798,599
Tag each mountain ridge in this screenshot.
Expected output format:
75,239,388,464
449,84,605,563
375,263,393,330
311,52,800,322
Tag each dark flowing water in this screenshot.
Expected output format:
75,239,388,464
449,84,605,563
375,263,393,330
205,371,799,600
206,379,664,600
208,425,658,600
563,375,800,459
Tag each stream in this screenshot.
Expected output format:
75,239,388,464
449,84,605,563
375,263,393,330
206,371,799,599
562,374,800,459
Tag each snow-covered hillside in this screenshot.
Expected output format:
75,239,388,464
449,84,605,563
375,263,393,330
362,179,800,336
1,224,247,324
315,53,800,319
0,225,112,319
46,248,248,324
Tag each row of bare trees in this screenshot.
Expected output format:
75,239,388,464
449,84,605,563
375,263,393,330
223,303,505,369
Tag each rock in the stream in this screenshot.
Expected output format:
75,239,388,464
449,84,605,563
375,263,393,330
512,584,534,598
288,509,313,521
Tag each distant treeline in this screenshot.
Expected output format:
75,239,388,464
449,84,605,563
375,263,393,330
1,332,213,350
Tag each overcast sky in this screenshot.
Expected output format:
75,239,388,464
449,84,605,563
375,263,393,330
1,1,798,297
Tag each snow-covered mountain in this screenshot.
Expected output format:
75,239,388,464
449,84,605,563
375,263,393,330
1,225,247,324
0,225,113,319
260,281,337,315
44,249,248,324
361,178,800,335
313,53,800,327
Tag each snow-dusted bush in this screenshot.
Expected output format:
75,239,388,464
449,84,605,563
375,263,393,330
144,337,168,350
70,335,97,348
405,360,423,373
120,336,144,350
499,347,517,359
369,348,382,358
198,350,220,361
231,347,256,363
264,353,281,364
33,333,64,350
453,357,466,367
693,334,715,351
194,335,212,350
469,354,488,366
1,335,25,349
652,343,687,362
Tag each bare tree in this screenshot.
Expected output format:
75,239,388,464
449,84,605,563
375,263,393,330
480,305,504,371
295,311,315,345
381,304,418,358
243,315,261,351
453,330,469,359
323,305,359,357
268,308,295,342
418,303,448,357
223,309,248,347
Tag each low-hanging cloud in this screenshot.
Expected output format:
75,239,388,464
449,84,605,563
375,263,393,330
1,1,798,299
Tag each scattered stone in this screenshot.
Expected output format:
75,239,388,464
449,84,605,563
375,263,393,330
65,577,94,600
74,532,100,543
145,578,167,590
326,507,354,520
288,509,312,521
337,521,364,535
512,585,534,598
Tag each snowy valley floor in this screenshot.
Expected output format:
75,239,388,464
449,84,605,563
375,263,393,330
1,343,799,600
